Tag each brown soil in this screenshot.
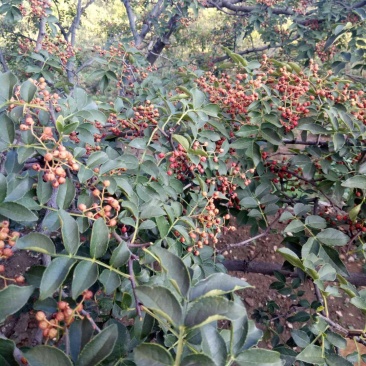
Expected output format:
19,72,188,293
217,222,366,363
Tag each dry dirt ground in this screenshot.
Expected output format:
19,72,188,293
217,223,366,364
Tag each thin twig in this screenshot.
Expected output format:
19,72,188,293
80,309,101,333
227,209,283,248
128,257,142,319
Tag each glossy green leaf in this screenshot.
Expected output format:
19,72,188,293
69,318,94,363
16,232,55,254
316,228,349,246
71,261,99,299
110,240,130,267
185,297,244,329
181,354,216,366
0,202,37,221
20,80,37,102
24,346,73,366
56,177,76,209
235,349,282,366
90,218,109,258
201,325,227,366
152,247,190,297
59,209,80,254
40,257,76,300
296,344,324,364
134,343,173,366
189,273,251,301
305,215,327,229
99,269,121,295
341,175,366,189
76,324,118,366
135,286,183,326
0,285,34,323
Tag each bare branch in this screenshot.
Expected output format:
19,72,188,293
0,48,9,72
121,0,140,46
35,17,46,53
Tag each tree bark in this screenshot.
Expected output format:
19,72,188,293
146,14,179,65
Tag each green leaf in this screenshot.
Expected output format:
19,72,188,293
134,343,174,366
325,354,353,366
235,349,282,366
191,88,206,109
90,218,109,259
59,209,80,254
0,338,18,366
0,72,17,102
201,325,227,366
156,215,170,237
0,174,6,203
135,286,183,326
36,174,52,205
20,80,37,102
0,285,34,323
71,261,98,299
110,240,130,267
261,129,282,145
291,329,310,348
99,269,121,295
69,318,94,363
185,297,244,329
348,203,362,222
181,354,216,366
342,175,366,189
189,273,251,301
287,311,310,323
202,104,219,117
151,247,190,297
350,296,366,310
40,257,75,300
333,133,345,151
24,346,73,366
172,134,190,151
296,344,324,364
0,114,15,152
5,177,32,202
0,202,37,221
316,228,349,246
140,205,165,219
305,215,327,229
277,248,305,271
76,324,118,366
56,178,76,209
284,220,305,233
16,233,55,254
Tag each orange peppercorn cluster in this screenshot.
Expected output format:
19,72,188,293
78,184,120,227
35,291,93,340
32,145,80,188
184,192,236,255
108,101,160,138
0,221,24,286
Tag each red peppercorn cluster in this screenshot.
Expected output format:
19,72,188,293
196,56,366,131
